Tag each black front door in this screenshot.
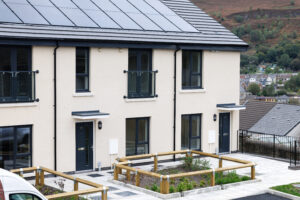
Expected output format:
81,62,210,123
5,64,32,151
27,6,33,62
219,113,230,153
76,122,93,171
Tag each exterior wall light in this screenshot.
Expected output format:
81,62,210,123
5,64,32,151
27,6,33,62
213,114,217,122
98,121,102,130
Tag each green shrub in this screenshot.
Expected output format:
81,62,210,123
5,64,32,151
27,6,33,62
183,156,193,170
199,180,206,187
176,182,186,192
215,171,251,185
290,0,295,6
145,185,150,190
151,184,159,192
169,185,175,193
242,176,251,181
234,15,244,23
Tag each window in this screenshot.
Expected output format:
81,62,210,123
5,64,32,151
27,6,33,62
182,50,202,89
10,193,41,200
0,125,32,170
127,49,156,98
181,114,201,150
0,46,36,103
76,47,89,92
126,118,149,156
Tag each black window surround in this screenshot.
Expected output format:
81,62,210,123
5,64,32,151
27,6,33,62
126,117,150,156
182,50,203,89
0,125,32,170
76,47,90,92
0,46,38,103
181,114,202,150
124,49,158,99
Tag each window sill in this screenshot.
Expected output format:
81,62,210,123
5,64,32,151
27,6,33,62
0,102,38,108
125,97,157,103
179,89,206,94
73,92,94,97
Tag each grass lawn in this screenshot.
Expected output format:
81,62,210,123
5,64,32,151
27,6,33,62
271,183,300,197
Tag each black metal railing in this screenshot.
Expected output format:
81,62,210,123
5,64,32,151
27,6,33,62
124,70,158,99
239,130,300,166
0,71,38,103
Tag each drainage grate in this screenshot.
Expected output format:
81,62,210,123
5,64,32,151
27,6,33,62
115,191,137,197
107,186,119,191
90,195,113,200
87,174,103,178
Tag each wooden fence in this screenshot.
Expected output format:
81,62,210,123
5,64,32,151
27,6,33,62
114,150,256,194
10,166,108,200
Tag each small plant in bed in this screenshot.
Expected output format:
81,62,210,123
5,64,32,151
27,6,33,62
272,183,300,197
216,171,250,185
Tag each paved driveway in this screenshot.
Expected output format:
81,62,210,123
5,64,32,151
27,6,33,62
42,153,300,200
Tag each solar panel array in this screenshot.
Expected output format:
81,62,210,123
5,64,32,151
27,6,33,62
0,0,199,32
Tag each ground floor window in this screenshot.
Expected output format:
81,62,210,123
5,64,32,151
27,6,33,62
181,114,201,150
126,118,149,156
0,125,32,170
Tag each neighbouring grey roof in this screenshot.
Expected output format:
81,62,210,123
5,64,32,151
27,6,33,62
0,0,247,47
240,100,277,130
249,104,300,136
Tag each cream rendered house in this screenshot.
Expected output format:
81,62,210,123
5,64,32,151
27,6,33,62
0,0,247,172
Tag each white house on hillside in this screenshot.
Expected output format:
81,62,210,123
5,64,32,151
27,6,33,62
0,0,247,172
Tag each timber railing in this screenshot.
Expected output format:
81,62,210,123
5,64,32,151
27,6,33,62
11,166,108,200
114,150,256,194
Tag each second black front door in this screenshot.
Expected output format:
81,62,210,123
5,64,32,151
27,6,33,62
76,122,93,171
219,113,230,153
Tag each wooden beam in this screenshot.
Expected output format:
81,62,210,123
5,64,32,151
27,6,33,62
46,188,103,200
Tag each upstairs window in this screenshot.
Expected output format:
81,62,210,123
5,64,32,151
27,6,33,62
0,46,36,103
182,50,202,89
126,49,157,98
76,47,89,92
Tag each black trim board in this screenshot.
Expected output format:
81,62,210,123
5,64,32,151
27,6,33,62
0,38,248,51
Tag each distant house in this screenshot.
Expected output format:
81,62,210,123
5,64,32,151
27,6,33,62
240,100,276,131
249,104,300,137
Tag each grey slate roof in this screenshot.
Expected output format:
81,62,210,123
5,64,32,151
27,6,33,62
240,100,276,130
249,104,300,136
0,0,247,47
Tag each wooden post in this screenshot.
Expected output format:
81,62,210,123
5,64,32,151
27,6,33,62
74,179,78,191
160,176,169,194
102,187,108,200
251,165,255,179
40,170,44,186
211,170,215,186
219,158,223,168
35,169,40,186
74,179,79,200
114,165,119,180
126,170,131,181
19,169,24,178
154,155,158,172
135,171,140,186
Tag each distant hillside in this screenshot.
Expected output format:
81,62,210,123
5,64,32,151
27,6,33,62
191,0,300,73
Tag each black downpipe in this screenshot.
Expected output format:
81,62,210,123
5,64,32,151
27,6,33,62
54,42,59,171
173,47,180,161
